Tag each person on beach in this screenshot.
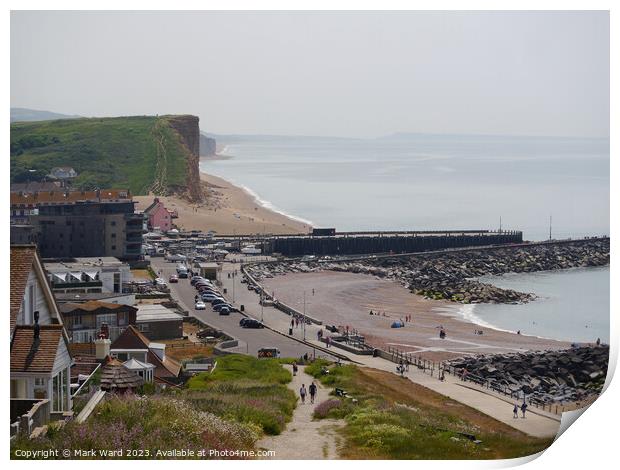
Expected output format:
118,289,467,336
513,404,519,419
521,402,528,418
309,382,317,404
300,384,307,404
292,362,298,376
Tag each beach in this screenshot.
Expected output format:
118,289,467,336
260,270,571,361
134,170,311,235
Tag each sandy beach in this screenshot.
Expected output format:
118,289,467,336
134,170,311,236
260,271,571,361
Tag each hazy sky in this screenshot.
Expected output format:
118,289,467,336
11,11,609,138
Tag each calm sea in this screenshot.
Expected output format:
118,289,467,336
468,266,610,343
201,134,609,342
202,134,609,241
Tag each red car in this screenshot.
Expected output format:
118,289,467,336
168,275,179,283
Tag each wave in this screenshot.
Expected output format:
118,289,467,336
235,182,315,226
436,303,559,340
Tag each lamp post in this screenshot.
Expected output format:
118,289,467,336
303,290,307,341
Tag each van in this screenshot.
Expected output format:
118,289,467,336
257,347,281,359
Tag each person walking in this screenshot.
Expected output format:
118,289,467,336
309,381,317,404
292,362,298,376
300,384,307,404
513,404,519,419
521,402,528,418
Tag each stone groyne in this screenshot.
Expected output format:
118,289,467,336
248,238,609,304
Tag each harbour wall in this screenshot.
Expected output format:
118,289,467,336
263,230,523,257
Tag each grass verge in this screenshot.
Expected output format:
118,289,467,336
308,362,554,459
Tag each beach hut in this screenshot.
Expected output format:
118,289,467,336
99,356,144,393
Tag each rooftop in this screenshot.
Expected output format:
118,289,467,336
11,325,66,374
136,304,183,323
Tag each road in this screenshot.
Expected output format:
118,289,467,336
150,257,338,360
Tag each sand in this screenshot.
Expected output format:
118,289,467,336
260,271,571,361
134,171,311,236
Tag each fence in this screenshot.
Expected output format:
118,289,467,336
383,346,568,416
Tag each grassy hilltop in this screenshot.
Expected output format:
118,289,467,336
10,115,196,196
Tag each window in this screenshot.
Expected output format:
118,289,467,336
113,273,121,292
112,245,117,250
25,284,35,324
34,377,45,387
111,233,117,238
111,221,116,226
118,312,128,326
96,314,117,328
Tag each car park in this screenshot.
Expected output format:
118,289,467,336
195,301,206,310
241,319,264,329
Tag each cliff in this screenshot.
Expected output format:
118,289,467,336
166,115,203,202
10,114,204,201
199,133,217,157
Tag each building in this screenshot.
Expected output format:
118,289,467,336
54,291,136,307
110,326,182,383
10,246,73,435
136,304,184,340
59,301,138,343
193,261,221,280
44,257,132,295
47,167,78,181
10,189,143,261
143,198,178,232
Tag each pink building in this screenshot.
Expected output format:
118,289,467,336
144,198,176,232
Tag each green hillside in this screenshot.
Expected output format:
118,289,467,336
10,115,193,195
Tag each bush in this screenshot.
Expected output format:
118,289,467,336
313,399,342,419
11,395,260,459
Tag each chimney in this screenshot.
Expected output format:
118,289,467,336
94,337,111,361
33,311,40,340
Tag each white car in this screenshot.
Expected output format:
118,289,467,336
195,301,207,310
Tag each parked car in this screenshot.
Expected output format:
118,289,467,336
241,319,264,329
219,307,231,315
168,275,179,283
213,303,233,311
239,318,250,327
195,301,206,310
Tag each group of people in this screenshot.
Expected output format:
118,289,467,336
396,359,410,376
513,402,528,418
299,381,318,404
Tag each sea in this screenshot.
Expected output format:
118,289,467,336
200,133,610,342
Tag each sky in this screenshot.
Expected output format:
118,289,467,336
11,11,610,138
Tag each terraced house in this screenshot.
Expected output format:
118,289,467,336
10,245,73,436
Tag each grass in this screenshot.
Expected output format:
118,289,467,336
10,115,191,195
184,355,296,435
187,354,292,386
308,362,554,460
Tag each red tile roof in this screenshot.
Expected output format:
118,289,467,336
111,326,181,378
10,246,37,332
11,325,65,374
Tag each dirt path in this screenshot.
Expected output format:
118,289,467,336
257,365,344,459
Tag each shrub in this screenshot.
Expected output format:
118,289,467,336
313,399,342,419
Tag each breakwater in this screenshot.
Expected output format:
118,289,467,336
445,346,609,405
247,238,609,305
263,230,522,257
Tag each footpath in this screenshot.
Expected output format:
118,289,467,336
257,365,343,459
221,262,562,439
